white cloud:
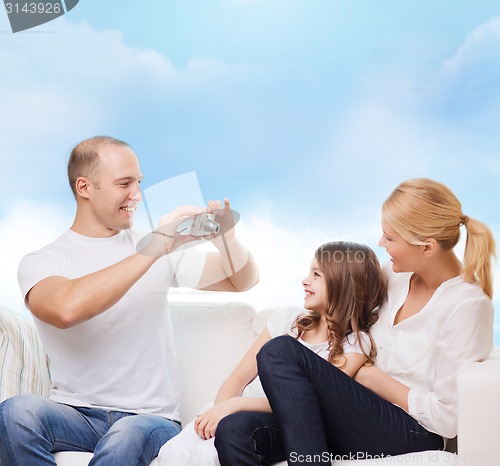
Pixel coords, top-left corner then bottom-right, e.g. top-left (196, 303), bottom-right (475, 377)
top-left (313, 15), bottom-right (500, 217)
top-left (428, 15), bottom-right (500, 124)
top-left (0, 201), bottom-right (72, 316)
top-left (233, 216), bottom-right (332, 309)
top-left (0, 17), bottom-right (257, 103)
top-left (183, 58), bottom-right (256, 89)
top-left (312, 80), bottom-right (437, 221)
top-left (0, 20), bottom-right (176, 86)
top-left (324, 96), bottom-right (432, 173)
top-left (438, 16), bottom-right (500, 79)
top-left (0, 16), bottom-right (258, 200)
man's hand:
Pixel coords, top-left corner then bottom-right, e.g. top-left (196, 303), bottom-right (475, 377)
top-left (147, 200), bottom-right (237, 256)
top-left (155, 205), bottom-right (206, 254)
top-left (139, 205), bottom-right (212, 256)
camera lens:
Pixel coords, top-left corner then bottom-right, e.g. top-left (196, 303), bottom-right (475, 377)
top-left (207, 221), bottom-right (220, 234)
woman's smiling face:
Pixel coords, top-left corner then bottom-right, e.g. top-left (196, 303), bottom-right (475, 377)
top-left (379, 220), bottom-right (423, 273)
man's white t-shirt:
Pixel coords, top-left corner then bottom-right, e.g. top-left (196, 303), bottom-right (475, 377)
top-left (18, 229), bottom-right (206, 422)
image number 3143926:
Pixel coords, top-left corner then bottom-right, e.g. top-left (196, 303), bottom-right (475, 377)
top-left (3, 0), bottom-right (79, 33)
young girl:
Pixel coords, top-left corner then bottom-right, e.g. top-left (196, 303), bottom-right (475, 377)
top-left (157, 241), bottom-right (387, 466)
top-left (216, 178), bottom-right (495, 466)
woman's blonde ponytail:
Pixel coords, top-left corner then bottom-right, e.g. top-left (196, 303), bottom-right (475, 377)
top-left (462, 217), bottom-right (496, 298)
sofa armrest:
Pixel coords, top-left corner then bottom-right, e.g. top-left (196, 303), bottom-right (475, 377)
top-left (457, 347), bottom-right (500, 466)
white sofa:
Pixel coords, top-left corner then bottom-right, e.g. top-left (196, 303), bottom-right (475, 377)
top-left (1, 302), bottom-right (499, 466)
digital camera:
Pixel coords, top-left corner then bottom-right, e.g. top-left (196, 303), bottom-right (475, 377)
top-left (190, 213), bottom-right (220, 236)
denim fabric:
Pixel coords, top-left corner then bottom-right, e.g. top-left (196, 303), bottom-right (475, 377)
top-left (215, 336), bottom-right (443, 466)
top-left (0, 394), bottom-right (181, 466)
top-left (216, 412), bottom-right (284, 466)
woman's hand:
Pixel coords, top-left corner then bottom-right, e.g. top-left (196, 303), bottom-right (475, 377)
top-left (353, 363), bottom-right (376, 389)
top-left (355, 364), bottom-right (410, 411)
top-left (194, 398), bottom-right (240, 440)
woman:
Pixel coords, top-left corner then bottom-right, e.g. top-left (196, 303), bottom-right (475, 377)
top-left (215, 178), bottom-right (495, 465)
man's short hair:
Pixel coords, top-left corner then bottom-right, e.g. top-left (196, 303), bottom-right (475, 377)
top-left (67, 136), bottom-right (129, 198)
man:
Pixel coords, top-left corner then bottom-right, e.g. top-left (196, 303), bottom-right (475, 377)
top-left (0, 136), bottom-right (259, 466)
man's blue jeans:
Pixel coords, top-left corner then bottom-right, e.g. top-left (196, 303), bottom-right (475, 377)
top-left (0, 394), bottom-right (181, 466)
top-left (215, 336), bottom-right (444, 466)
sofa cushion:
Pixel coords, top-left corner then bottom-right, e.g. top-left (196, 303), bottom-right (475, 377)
top-left (0, 308), bottom-right (51, 402)
top-left (170, 301), bottom-right (260, 424)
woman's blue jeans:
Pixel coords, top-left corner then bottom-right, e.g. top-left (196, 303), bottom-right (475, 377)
top-left (0, 394), bottom-right (181, 466)
top-left (215, 336), bottom-right (444, 466)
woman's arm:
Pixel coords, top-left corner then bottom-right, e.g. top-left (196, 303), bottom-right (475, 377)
top-left (354, 365), bottom-right (410, 411)
top-left (346, 329), bottom-right (410, 409)
top-left (355, 297), bottom-right (493, 436)
top-left (194, 327), bottom-right (273, 439)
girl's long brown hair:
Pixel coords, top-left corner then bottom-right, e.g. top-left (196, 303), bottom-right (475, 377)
top-left (295, 241), bottom-right (387, 366)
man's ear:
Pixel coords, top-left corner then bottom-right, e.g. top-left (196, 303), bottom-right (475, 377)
top-left (75, 177), bottom-right (91, 199)
top-left (422, 238), bottom-right (438, 256)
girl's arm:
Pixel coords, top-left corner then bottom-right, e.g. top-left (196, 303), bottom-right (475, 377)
top-left (338, 332), bottom-right (372, 377)
top-left (194, 327), bottom-right (273, 439)
top-left (340, 352), bottom-right (370, 378)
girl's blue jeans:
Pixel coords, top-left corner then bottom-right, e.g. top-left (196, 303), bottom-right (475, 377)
top-left (0, 394), bottom-right (181, 466)
top-left (215, 335), bottom-right (444, 466)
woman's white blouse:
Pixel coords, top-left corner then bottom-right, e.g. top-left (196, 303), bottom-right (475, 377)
top-left (370, 263), bottom-right (494, 438)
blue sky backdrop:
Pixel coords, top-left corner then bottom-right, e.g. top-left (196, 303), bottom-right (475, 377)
top-left (1, 0), bottom-right (499, 340)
